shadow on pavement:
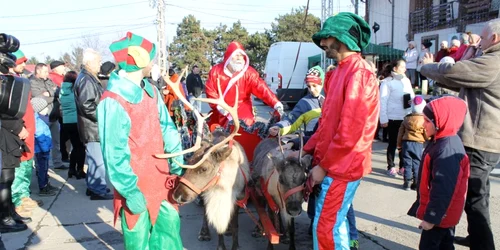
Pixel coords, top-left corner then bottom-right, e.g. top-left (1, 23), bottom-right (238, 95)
top-left (359, 230), bottom-right (416, 250)
top-left (356, 211), bottom-right (420, 234)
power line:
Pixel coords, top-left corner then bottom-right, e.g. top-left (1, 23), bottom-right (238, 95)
top-left (4, 20), bottom-right (156, 32)
top-left (22, 23), bottom-right (154, 45)
top-left (0, 0), bottom-right (148, 19)
top-left (166, 3), bottom-right (265, 23)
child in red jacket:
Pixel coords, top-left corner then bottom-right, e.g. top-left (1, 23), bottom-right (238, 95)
top-left (407, 96), bottom-right (470, 249)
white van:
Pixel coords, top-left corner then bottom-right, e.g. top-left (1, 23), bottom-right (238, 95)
top-left (264, 42), bottom-right (324, 106)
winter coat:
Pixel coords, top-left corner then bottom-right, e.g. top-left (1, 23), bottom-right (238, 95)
top-left (29, 76), bottom-right (57, 118)
top-left (186, 73), bottom-right (204, 97)
top-left (303, 53), bottom-right (380, 181)
top-left (452, 44), bottom-right (468, 61)
top-left (74, 68), bottom-right (103, 143)
top-left (379, 74), bottom-right (415, 124)
top-left (0, 114), bottom-right (26, 169)
top-left (205, 41), bottom-right (280, 127)
top-left (404, 48), bottom-right (418, 69)
top-left (163, 74), bottom-right (190, 117)
top-left (421, 42), bottom-right (500, 154)
top-left (59, 82), bottom-right (78, 124)
top-left (397, 113), bottom-right (428, 148)
top-left (435, 49), bottom-right (450, 63)
top-left (274, 93), bottom-right (323, 136)
top-left (408, 96), bottom-right (469, 228)
top-left (21, 92), bottom-right (35, 161)
top-left (34, 113), bottom-right (52, 153)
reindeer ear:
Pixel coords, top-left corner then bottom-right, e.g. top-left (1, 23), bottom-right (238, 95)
top-left (301, 154), bottom-right (313, 170)
top-left (212, 145), bottom-right (233, 162)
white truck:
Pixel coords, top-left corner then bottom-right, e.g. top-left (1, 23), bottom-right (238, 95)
top-left (263, 42), bottom-right (324, 107)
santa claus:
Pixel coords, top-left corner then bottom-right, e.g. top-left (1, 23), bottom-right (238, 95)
top-left (205, 41), bottom-right (283, 127)
top-left (205, 41), bottom-right (283, 161)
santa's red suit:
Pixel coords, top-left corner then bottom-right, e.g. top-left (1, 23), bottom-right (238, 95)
top-left (205, 41), bottom-right (282, 161)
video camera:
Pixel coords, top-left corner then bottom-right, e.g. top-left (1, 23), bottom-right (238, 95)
top-left (0, 33), bottom-right (30, 118)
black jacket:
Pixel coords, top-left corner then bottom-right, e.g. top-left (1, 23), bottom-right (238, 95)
top-left (186, 73), bottom-right (203, 97)
top-left (74, 68), bottom-right (103, 143)
top-left (0, 115), bottom-right (26, 169)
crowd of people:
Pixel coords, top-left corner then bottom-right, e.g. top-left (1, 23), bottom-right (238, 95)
top-left (0, 11), bottom-right (499, 250)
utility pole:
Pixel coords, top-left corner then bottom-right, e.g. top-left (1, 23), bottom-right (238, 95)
top-left (354, 0), bottom-right (359, 15)
top-left (151, 0), bottom-right (167, 74)
top-left (390, 0), bottom-right (395, 47)
top-left (321, 0), bottom-right (334, 68)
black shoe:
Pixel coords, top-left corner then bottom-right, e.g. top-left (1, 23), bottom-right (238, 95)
top-left (410, 182), bottom-right (417, 191)
top-left (39, 186), bottom-right (57, 196)
top-left (454, 236), bottom-right (470, 247)
top-left (86, 188), bottom-right (111, 196)
top-left (54, 164), bottom-right (69, 170)
top-left (12, 211), bottom-right (32, 224)
top-left (47, 183), bottom-right (59, 192)
top-left (76, 171), bottom-right (87, 180)
top-left (68, 170), bottom-right (76, 178)
top-left (403, 180), bottom-right (411, 191)
top-left (0, 217), bottom-right (28, 233)
top-left (90, 193), bottom-right (113, 200)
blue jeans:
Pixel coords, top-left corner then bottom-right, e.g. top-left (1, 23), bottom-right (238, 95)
top-left (402, 141), bottom-right (423, 181)
top-left (35, 152), bottom-right (50, 189)
top-left (85, 142), bottom-right (108, 195)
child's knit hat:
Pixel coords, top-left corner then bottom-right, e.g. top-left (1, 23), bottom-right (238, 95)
top-left (412, 95), bottom-right (426, 114)
top-left (305, 66), bottom-right (325, 85)
top-left (31, 97), bottom-right (48, 113)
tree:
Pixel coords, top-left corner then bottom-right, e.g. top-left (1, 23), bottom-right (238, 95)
top-left (246, 31), bottom-right (272, 74)
top-left (27, 56), bottom-right (39, 65)
top-left (269, 7), bottom-right (321, 43)
top-left (204, 24), bottom-right (227, 66)
top-left (221, 21), bottom-right (249, 50)
top-left (168, 15), bottom-right (211, 74)
top-left (44, 55), bottom-right (55, 64)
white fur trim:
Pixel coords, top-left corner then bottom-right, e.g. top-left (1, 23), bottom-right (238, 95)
top-left (222, 49), bottom-right (249, 97)
top-left (274, 102), bottom-right (283, 110)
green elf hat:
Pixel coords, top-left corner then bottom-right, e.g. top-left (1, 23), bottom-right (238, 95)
top-left (305, 66), bottom-right (325, 86)
top-left (312, 12), bottom-right (371, 52)
top-left (109, 32), bottom-right (156, 73)
top-left (12, 50), bottom-right (27, 65)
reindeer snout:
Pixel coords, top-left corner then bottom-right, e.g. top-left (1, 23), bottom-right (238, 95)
top-left (286, 201), bottom-right (303, 217)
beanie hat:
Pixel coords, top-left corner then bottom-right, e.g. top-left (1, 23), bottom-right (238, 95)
top-left (12, 50), bottom-right (27, 65)
top-left (50, 60), bottom-right (65, 70)
top-left (100, 61), bottom-right (116, 76)
top-left (312, 12), bottom-right (371, 52)
top-left (109, 32), bottom-right (156, 73)
top-left (31, 97), bottom-right (48, 113)
top-left (305, 66), bottom-right (325, 85)
top-left (423, 41), bottom-right (433, 49)
top-left (412, 95), bottom-right (426, 114)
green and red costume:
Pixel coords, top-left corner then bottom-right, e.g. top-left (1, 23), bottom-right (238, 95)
top-left (98, 32), bottom-right (184, 249)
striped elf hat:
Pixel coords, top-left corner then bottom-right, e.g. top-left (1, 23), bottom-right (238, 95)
top-left (12, 50), bottom-right (27, 65)
top-left (109, 32), bottom-right (156, 73)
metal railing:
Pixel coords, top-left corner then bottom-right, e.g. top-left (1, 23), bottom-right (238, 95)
top-left (410, 1), bottom-right (456, 34)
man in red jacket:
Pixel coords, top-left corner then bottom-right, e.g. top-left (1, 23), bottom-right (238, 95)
top-left (205, 41), bottom-right (283, 160)
top-left (295, 13), bottom-right (379, 250)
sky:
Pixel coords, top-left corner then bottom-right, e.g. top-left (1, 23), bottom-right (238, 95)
top-left (1, 0), bottom-right (363, 61)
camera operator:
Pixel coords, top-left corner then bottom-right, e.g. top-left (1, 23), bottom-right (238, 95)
top-left (0, 33), bottom-right (31, 235)
top-left (29, 64), bottom-right (65, 170)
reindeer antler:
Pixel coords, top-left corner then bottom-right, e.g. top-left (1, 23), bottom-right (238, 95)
top-left (159, 78), bottom-right (241, 169)
top-left (155, 66), bottom-right (208, 159)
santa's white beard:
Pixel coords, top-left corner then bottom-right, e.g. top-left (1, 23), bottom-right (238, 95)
top-left (229, 61), bottom-right (245, 72)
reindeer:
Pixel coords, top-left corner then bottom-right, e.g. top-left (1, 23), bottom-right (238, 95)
top-left (252, 135), bottom-right (312, 250)
top-left (157, 74), bottom-right (249, 250)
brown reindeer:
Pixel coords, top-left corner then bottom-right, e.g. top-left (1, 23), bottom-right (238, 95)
top-left (157, 75), bottom-right (248, 250)
top-left (252, 136), bottom-right (312, 250)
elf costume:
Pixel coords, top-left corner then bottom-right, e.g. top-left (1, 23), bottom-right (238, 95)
top-left (97, 32), bottom-right (184, 250)
top-left (306, 13), bottom-right (379, 250)
top-left (205, 41), bottom-right (283, 161)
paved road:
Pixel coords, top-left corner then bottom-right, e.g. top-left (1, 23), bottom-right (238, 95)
top-left (3, 103), bottom-right (500, 250)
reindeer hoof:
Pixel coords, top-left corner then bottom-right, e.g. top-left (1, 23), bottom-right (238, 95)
top-left (224, 230), bottom-right (232, 237)
top-left (198, 233), bottom-right (211, 241)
